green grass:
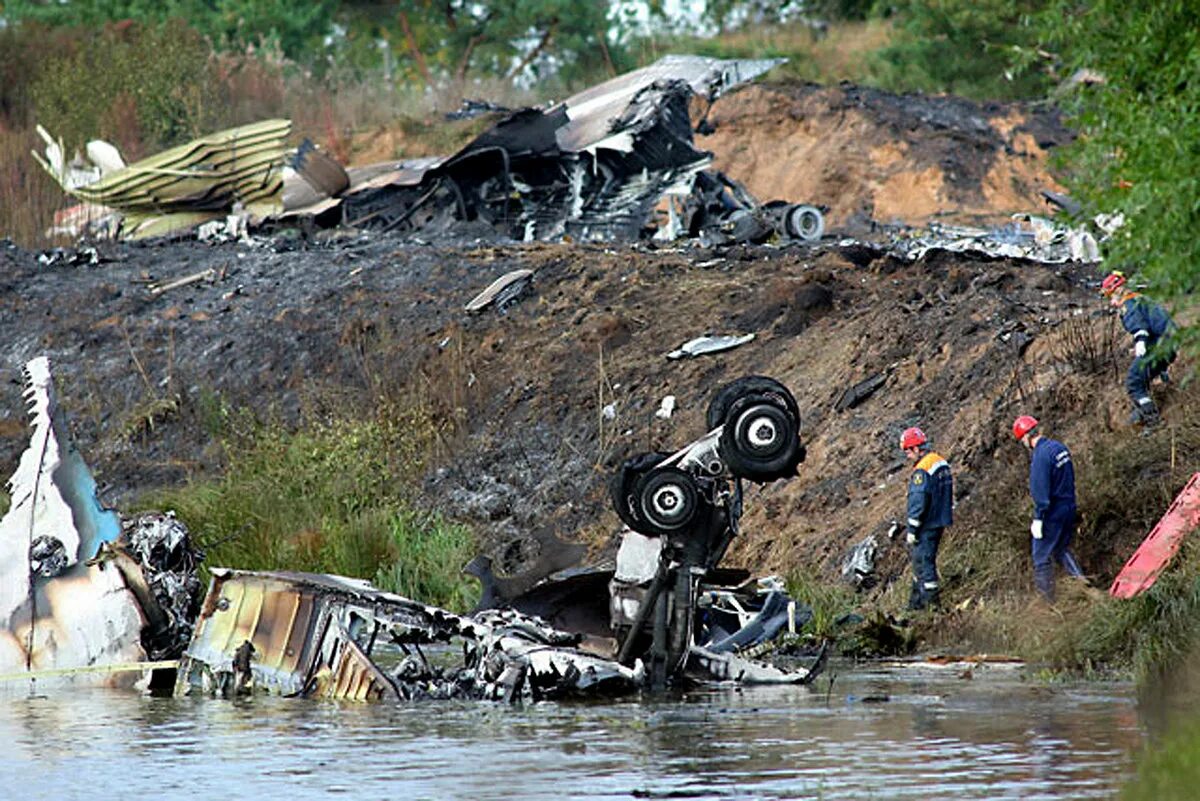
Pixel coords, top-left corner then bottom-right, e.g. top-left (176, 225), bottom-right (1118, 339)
top-left (787, 571), bottom-right (858, 639)
top-left (138, 403), bottom-right (479, 612)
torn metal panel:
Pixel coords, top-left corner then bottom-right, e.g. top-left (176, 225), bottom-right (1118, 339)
top-left (465, 269), bottom-right (535, 313)
top-left (667, 333), bottom-right (755, 360)
top-left (841, 535), bottom-right (879, 589)
top-left (835, 372), bottom-right (888, 412)
top-left (35, 120), bottom-right (291, 240)
top-left (177, 569), bottom-right (642, 701)
top-left (690, 644), bottom-right (823, 684)
top-left (556, 55), bottom-right (785, 152)
top-left (854, 214), bottom-right (1106, 265)
top-left (0, 358), bottom-right (141, 684)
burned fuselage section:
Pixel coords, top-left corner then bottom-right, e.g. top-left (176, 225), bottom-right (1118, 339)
top-left (0, 358), bottom-right (202, 687)
top-left (176, 569), bottom-right (643, 702)
top-left (339, 56), bottom-right (811, 244)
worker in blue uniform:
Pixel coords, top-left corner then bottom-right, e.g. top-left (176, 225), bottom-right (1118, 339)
top-left (1100, 271), bottom-right (1178, 426)
top-left (1013, 416), bottom-right (1085, 601)
top-left (900, 426), bottom-right (953, 610)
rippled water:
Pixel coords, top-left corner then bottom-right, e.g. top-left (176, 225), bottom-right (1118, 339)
top-left (0, 660), bottom-right (1140, 800)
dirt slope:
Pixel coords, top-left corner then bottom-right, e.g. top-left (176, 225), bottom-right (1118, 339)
top-left (1, 230), bottom-right (1173, 602)
top-left (700, 83), bottom-right (1070, 228)
top-left (0, 81), bottom-right (1175, 608)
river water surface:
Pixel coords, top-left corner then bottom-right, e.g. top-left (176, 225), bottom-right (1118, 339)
top-left (0, 660), bottom-right (1140, 800)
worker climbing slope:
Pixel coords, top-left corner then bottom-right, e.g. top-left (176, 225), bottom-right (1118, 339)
top-left (900, 427), bottom-right (953, 610)
top-left (1013, 415), bottom-right (1085, 601)
top-left (1100, 270), bottom-right (1179, 426)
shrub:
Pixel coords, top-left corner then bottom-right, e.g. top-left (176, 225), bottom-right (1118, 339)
top-left (30, 20), bottom-right (219, 158)
top-left (139, 402), bottom-right (479, 612)
top-left (1035, 0), bottom-right (1200, 346)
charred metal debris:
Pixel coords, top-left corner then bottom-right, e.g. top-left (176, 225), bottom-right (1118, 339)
top-left (37, 56), bottom-right (829, 246)
top-left (2, 361), bottom-right (824, 699)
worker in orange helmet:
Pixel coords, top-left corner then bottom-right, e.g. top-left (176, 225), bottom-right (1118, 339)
top-left (900, 426), bottom-right (953, 610)
top-left (1013, 415), bottom-right (1085, 601)
top-left (1100, 270), bottom-right (1178, 426)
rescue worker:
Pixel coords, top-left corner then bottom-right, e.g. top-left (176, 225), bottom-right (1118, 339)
top-left (1012, 415), bottom-right (1085, 601)
top-left (900, 427), bottom-right (953, 610)
top-left (1100, 271), bottom-right (1178, 426)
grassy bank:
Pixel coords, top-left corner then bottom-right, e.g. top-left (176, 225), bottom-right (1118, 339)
top-left (137, 397), bottom-right (479, 612)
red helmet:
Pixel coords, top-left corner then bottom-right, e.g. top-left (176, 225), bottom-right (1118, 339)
top-left (900, 427), bottom-right (927, 450)
top-left (1012, 415), bottom-right (1039, 440)
top-left (1100, 271), bottom-right (1126, 296)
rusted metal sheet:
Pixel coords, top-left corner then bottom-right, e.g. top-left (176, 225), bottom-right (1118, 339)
top-left (177, 569), bottom-right (643, 702)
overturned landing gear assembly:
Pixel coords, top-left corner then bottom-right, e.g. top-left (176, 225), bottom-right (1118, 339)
top-left (609, 376), bottom-right (816, 688)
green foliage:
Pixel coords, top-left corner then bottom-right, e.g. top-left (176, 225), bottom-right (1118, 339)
top-left (139, 406), bottom-right (479, 612)
top-left (1121, 714), bottom-right (1200, 801)
top-left (386, 0), bottom-right (614, 87)
top-left (1065, 545), bottom-right (1200, 682)
top-left (30, 20), bottom-right (219, 156)
top-left (0, 489), bottom-right (9, 517)
top-left (1035, 0), bottom-right (1200, 325)
top-left (873, 0), bottom-right (1052, 100)
top-left (374, 510), bottom-right (479, 612)
top-left (4, 0), bottom-right (336, 59)
top-left (787, 571), bottom-right (857, 638)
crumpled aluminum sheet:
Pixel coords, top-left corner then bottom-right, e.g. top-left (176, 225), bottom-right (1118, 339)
top-left (846, 215), bottom-right (1105, 265)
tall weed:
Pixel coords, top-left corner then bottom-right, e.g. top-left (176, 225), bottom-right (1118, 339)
top-left (787, 570), bottom-right (857, 638)
top-left (139, 404), bottom-right (479, 612)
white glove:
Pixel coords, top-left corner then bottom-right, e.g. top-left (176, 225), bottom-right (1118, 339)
top-left (1031, 520), bottom-right (1043, 540)
top-left (906, 531), bottom-right (917, 545)
top-left (1135, 341), bottom-right (1147, 358)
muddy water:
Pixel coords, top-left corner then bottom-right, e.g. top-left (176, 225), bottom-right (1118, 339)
top-left (0, 661), bottom-right (1139, 800)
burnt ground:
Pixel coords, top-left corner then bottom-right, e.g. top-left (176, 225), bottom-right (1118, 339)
top-left (0, 81), bottom-right (1184, 610)
top-left (0, 231), bottom-right (1175, 591)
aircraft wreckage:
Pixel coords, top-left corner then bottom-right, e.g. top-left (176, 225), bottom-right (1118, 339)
top-left (1, 358), bottom-right (824, 699)
top-left (37, 55), bottom-right (826, 246)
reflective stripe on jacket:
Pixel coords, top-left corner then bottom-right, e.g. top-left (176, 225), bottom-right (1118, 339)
top-left (907, 451), bottom-right (953, 532)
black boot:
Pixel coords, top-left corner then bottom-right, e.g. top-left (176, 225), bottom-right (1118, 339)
top-left (1131, 399), bottom-right (1161, 427)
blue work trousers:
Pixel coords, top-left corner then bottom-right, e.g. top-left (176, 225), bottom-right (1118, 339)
top-left (1126, 351), bottom-right (1175, 401)
top-left (1032, 508), bottom-right (1084, 601)
top-left (908, 527), bottom-right (942, 609)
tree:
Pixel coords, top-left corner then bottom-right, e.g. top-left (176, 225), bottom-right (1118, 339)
top-left (1036, 0), bottom-right (1199, 341)
top-left (873, 0), bottom-right (1052, 100)
top-left (3, 0), bottom-right (337, 59)
top-left (387, 0), bottom-right (614, 91)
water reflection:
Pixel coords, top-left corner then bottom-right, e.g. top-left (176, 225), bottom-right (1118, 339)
top-left (0, 663), bottom-right (1139, 801)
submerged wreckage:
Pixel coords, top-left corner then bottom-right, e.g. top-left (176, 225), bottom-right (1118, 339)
top-left (38, 56), bottom-right (825, 245)
top-left (1, 359), bottom-right (823, 699)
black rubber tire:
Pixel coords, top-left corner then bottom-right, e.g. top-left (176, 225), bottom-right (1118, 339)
top-left (719, 397), bottom-right (802, 482)
top-left (634, 467), bottom-right (701, 537)
top-left (705, 375), bottom-right (800, 433)
top-left (609, 452), bottom-right (670, 532)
